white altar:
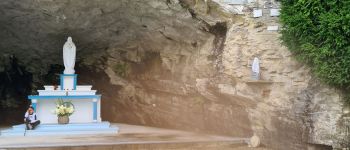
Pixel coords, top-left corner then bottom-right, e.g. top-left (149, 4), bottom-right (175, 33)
top-left (29, 37), bottom-right (101, 124)
top-left (28, 77), bottom-right (102, 124)
top-left (1, 37), bottom-right (118, 136)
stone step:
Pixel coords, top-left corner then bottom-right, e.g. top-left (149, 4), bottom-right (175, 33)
top-left (25, 127), bottom-right (118, 136)
top-left (0, 130), bottom-right (25, 136)
top-left (1, 122), bottom-right (118, 137)
top-left (17, 122), bottom-right (110, 131)
top-left (6, 142), bottom-right (263, 150)
top-left (0, 123), bottom-right (254, 150)
top-left (12, 121), bottom-right (111, 129)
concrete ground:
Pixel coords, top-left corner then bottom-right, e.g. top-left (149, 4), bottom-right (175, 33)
top-left (0, 123), bottom-right (268, 150)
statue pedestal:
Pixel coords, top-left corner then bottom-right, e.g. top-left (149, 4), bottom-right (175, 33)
top-left (60, 74), bottom-right (77, 90)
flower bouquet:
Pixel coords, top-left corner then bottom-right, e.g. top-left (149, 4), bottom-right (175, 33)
top-left (53, 99), bottom-right (75, 124)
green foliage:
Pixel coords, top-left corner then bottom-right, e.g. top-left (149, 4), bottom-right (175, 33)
top-left (113, 62), bottom-right (129, 77)
top-left (280, 0), bottom-right (350, 89)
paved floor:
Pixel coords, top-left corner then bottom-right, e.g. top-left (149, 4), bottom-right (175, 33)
top-left (0, 123), bottom-right (253, 149)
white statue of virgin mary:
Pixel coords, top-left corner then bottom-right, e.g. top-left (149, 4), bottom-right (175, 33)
top-left (63, 37), bottom-right (76, 74)
top-left (251, 57), bottom-right (260, 80)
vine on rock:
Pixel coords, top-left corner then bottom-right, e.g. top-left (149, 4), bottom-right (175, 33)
top-left (280, 0), bottom-right (350, 104)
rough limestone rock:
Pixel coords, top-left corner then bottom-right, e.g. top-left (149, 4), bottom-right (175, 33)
top-left (0, 0), bottom-right (346, 149)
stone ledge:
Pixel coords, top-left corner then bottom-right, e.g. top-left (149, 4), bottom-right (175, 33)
top-left (244, 80), bottom-right (283, 84)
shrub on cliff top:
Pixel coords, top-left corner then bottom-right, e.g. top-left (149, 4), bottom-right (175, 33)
top-left (280, 0), bottom-right (350, 90)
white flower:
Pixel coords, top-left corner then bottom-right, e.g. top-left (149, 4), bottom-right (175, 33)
top-left (68, 107), bottom-right (74, 114)
top-left (58, 107), bottom-right (65, 115)
top-left (52, 100), bottom-right (75, 116)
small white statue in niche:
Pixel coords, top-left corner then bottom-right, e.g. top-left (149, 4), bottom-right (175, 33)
top-left (251, 57), bottom-right (260, 80)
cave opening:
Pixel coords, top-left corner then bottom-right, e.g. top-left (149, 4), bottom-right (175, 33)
top-left (0, 1), bottom-right (346, 149)
top-left (43, 64), bottom-right (65, 86)
top-left (0, 55), bottom-right (32, 125)
top-left (0, 0), bottom-right (252, 140)
top-left (0, 59), bottom-right (71, 125)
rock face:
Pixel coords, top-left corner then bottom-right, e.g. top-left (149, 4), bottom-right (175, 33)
top-left (0, 0), bottom-right (346, 149)
top-left (221, 8), bottom-right (343, 149)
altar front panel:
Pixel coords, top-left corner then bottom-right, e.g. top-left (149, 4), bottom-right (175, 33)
top-left (36, 99), bottom-right (94, 124)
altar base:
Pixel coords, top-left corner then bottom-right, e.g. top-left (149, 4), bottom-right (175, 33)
top-left (0, 121), bottom-right (118, 136)
top-left (0, 123), bottom-right (249, 150)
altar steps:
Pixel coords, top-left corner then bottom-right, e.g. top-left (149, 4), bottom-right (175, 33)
top-left (5, 142), bottom-right (261, 150)
top-left (0, 123), bottom-right (253, 150)
top-left (0, 121), bottom-right (118, 136)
